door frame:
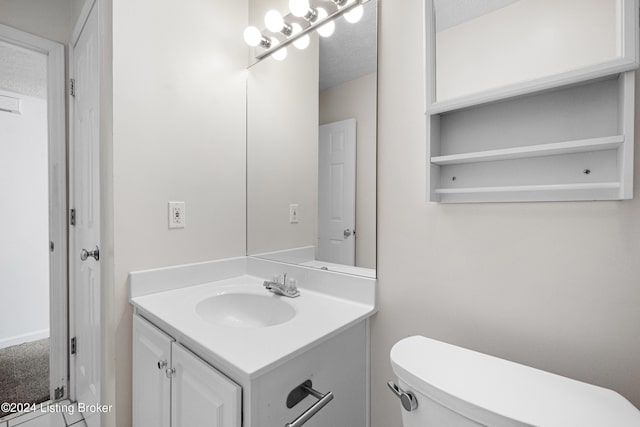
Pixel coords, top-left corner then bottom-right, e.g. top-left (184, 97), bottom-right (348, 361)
top-left (0, 24), bottom-right (68, 400)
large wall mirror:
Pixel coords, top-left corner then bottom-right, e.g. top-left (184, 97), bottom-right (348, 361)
top-left (246, 0), bottom-right (377, 278)
top-left (428, 0), bottom-right (639, 106)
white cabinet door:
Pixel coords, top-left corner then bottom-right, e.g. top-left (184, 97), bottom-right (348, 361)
top-left (133, 315), bottom-right (173, 427)
top-left (171, 343), bottom-right (241, 427)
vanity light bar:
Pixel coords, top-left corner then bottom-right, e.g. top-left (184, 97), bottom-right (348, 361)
top-left (247, 0), bottom-right (369, 61)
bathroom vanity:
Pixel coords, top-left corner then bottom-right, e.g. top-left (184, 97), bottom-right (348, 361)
top-left (129, 257), bottom-right (376, 427)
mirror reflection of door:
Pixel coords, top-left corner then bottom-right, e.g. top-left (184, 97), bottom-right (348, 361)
top-left (0, 38), bottom-right (50, 418)
top-left (318, 119), bottom-right (357, 266)
top-left (317, 2), bottom-right (377, 273)
top-left (246, 0), bottom-right (377, 278)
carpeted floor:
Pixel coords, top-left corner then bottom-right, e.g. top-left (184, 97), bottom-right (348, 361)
top-left (0, 338), bottom-right (50, 419)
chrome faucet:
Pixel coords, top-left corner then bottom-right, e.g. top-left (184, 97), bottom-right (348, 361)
top-left (263, 273), bottom-right (300, 298)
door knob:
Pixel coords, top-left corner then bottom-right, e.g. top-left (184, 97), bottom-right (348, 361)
top-left (343, 229), bottom-right (352, 238)
top-left (80, 246), bottom-right (100, 261)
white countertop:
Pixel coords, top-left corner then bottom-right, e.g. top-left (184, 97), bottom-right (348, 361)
top-left (130, 274), bottom-right (375, 379)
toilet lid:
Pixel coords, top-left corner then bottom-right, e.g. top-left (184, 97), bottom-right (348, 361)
top-left (390, 336), bottom-right (640, 427)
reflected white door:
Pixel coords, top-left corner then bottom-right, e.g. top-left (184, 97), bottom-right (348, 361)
top-left (318, 119), bottom-right (356, 265)
top-left (71, 3), bottom-right (101, 427)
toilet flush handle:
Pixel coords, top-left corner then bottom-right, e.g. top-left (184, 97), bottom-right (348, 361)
top-left (387, 381), bottom-right (418, 412)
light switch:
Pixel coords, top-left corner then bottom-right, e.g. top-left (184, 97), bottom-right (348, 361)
top-left (289, 204), bottom-right (299, 224)
top-left (169, 202), bottom-right (186, 229)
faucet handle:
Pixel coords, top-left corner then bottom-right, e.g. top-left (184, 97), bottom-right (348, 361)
top-left (286, 278), bottom-right (297, 292)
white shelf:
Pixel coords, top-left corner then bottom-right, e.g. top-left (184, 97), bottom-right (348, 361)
top-left (435, 182), bottom-right (621, 195)
top-left (426, 62), bottom-right (638, 115)
top-left (427, 71), bottom-right (635, 203)
top-left (431, 136), bottom-right (624, 166)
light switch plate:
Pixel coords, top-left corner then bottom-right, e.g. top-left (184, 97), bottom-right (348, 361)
top-left (168, 202), bottom-right (186, 229)
top-left (289, 204), bottom-right (299, 223)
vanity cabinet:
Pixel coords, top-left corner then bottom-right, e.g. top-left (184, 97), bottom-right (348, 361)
top-left (133, 314), bottom-right (241, 427)
top-left (132, 312), bottom-right (368, 427)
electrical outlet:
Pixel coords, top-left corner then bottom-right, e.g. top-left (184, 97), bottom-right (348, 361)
top-left (168, 202), bottom-right (186, 229)
top-left (289, 204), bottom-right (299, 223)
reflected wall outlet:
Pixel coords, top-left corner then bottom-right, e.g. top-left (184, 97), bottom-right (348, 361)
top-left (289, 204), bottom-right (299, 223)
top-left (169, 201), bottom-right (186, 229)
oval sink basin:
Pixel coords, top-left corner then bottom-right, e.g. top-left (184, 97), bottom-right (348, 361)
top-left (195, 293), bottom-right (296, 328)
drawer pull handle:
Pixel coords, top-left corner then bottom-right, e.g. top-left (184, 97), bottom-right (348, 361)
top-left (285, 381), bottom-right (334, 427)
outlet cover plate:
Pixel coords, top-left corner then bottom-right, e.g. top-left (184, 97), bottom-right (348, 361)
top-left (169, 201), bottom-right (186, 229)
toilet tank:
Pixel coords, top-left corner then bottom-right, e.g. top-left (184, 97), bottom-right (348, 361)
top-left (390, 336), bottom-right (640, 427)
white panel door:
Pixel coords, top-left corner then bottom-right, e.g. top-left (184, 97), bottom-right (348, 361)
top-left (171, 343), bottom-right (241, 427)
top-left (318, 119), bottom-right (357, 265)
top-left (132, 315), bottom-right (173, 427)
top-left (71, 3), bottom-right (101, 427)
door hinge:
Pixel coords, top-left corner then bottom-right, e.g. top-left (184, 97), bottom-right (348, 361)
top-left (70, 208), bottom-right (76, 226)
top-left (54, 386), bottom-right (64, 400)
top-left (50, 241), bottom-right (54, 252)
top-left (71, 337), bottom-right (77, 355)
top-left (70, 78), bottom-right (76, 97)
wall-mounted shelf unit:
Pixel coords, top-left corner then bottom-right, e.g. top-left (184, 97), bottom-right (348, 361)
top-left (427, 72), bottom-right (636, 203)
top-left (424, 0), bottom-right (639, 203)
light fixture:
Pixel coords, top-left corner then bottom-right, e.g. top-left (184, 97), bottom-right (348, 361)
top-left (270, 38), bottom-right (288, 61)
top-left (265, 9), bottom-right (293, 36)
top-left (243, 26), bottom-right (271, 48)
top-left (244, 0), bottom-right (367, 61)
top-left (316, 8), bottom-right (335, 38)
top-left (289, 0), bottom-right (310, 17)
top-left (344, 4), bottom-right (364, 23)
top-left (290, 23), bottom-right (310, 50)
top-left (289, 0), bottom-right (319, 22)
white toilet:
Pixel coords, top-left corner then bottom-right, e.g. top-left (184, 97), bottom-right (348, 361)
top-left (390, 336), bottom-right (640, 426)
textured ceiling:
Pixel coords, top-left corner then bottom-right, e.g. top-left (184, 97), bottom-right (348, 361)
top-left (319, 0), bottom-right (377, 92)
top-left (0, 41), bottom-right (47, 99)
top-left (434, 0), bottom-right (521, 32)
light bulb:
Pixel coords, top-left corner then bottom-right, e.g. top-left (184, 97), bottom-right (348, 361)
top-left (270, 37), bottom-right (288, 61)
top-left (243, 26), bottom-right (263, 47)
top-left (290, 23), bottom-right (310, 50)
top-left (316, 8), bottom-right (335, 37)
top-left (344, 4), bottom-right (363, 23)
top-left (265, 10), bottom-right (284, 33)
top-left (289, 0), bottom-right (310, 17)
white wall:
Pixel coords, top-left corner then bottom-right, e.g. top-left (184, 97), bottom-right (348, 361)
top-left (247, 38), bottom-right (319, 255)
top-left (436, 0), bottom-right (618, 100)
top-left (372, 2), bottom-right (640, 426)
top-left (0, 90), bottom-right (49, 348)
top-left (0, 0), bottom-right (80, 44)
top-left (320, 73), bottom-right (377, 269)
top-left (111, 0), bottom-right (247, 425)
top-left (246, 0), bottom-right (319, 255)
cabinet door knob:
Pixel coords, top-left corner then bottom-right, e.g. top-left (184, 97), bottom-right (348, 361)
top-left (165, 367), bottom-right (176, 378)
top-left (157, 360), bottom-right (168, 370)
